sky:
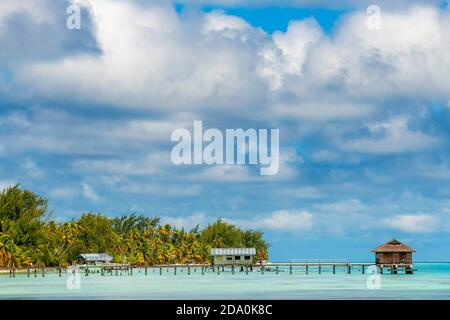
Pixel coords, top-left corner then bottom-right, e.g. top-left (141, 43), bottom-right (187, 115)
top-left (1, 0), bottom-right (450, 262)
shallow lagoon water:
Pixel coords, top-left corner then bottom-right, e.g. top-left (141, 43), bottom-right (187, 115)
top-left (1, 263), bottom-right (449, 300)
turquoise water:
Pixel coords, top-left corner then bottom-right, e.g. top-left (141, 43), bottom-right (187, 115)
top-left (1, 263), bottom-right (449, 300)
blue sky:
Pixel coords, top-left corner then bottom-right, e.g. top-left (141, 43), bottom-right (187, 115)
top-left (178, 5), bottom-right (347, 34)
top-left (1, 0), bottom-right (450, 262)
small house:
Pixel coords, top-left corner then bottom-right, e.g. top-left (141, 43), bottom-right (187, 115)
top-left (76, 253), bottom-right (113, 265)
top-left (211, 248), bottom-right (256, 266)
top-left (372, 239), bottom-right (415, 266)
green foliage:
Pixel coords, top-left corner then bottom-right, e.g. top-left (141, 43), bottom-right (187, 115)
top-left (201, 219), bottom-right (270, 260)
top-left (69, 213), bottom-right (120, 259)
top-left (0, 184), bottom-right (47, 248)
top-left (113, 213), bottom-right (160, 235)
top-left (0, 186), bottom-right (270, 268)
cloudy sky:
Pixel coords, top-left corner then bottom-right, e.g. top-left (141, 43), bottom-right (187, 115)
top-left (1, 0), bottom-right (450, 261)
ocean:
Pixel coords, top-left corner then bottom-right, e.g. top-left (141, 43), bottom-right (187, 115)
top-left (1, 263), bottom-right (449, 300)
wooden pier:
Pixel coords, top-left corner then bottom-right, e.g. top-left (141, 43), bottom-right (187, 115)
top-left (377, 264), bottom-right (414, 274)
top-left (4, 261), bottom-right (415, 278)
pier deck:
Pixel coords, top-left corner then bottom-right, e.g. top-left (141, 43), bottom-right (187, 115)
top-left (5, 261), bottom-right (414, 278)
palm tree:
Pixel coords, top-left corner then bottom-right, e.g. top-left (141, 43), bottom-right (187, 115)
top-left (0, 234), bottom-right (31, 268)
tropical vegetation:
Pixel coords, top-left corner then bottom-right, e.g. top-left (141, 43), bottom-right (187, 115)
top-left (0, 185), bottom-right (269, 268)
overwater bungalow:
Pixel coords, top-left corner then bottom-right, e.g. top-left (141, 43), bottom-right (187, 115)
top-left (76, 253), bottom-right (113, 265)
top-left (211, 248), bottom-right (256, 266)
top-left (372, 239), bottom-right (415, 274)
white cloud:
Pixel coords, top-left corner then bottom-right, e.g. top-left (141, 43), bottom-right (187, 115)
top-left (273, 102), bottom-right (375, 122)
top-left (160, 213), bottom-right (210, 230)
top-left (21, 158), bottom-right (46, 179)
top-left (192, 149), bottom-right (299, 182)
top-left (204, 10), bottom-right (251, 33)
top-left (49, 187), bottom-right (79, 200)
top-left (311, 150), bottom-right (341, 163)
top-left (266, 6), bottom-right (450, 122)
top-left (5, 2), bottom-right (450, 130)
top-left (314, 198), bottom-right (366, 214)
top-left (178, 0), bottom-right (442, 9)
top-left (277, 186), bottom-right (322, 199)
top-left (195, 165), bottom-right (255, 182)
top-left (410, 160), bottom-right (450, 180)
top-left (11, 1), bottom-right (266, 113)
top-left (341, 118), bottom-right (438, 154)
top-left (261, 18), bottom-right (324, 90)
top-left (119, 183), bottom-right (202, 197)
top-left (73, 157), bottom-right (161, 176)
top-left (1, 0), bottom-right (450, 244)
top-left (82, 182), bottom-right (101, 202)
top-left (0, 180), bottom-right (15, 191)
top-left (0, 0), bottom-right (55, 25)
top-left (383, 214), bottom-right (440, 233)
top-left (0, 107), bottom-right (189, 157)
top-left (232, 210), bottom-right (313, 232)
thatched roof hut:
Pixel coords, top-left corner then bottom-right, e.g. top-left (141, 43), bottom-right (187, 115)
top-left (372, 239), bottom-right (415, 266)
top-left (372, 239), bottom-right (416, 253)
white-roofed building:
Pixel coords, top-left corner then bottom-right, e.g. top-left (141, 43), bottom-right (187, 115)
top-left (210, 248), bottom-right (256, 265)
top-left (76, 253), bottom-right (113, 265)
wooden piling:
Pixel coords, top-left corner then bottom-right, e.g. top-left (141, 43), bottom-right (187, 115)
top-left (27, 268), bottom-right (30, 277)
top-left (34, 262), bottom-right (378, 280)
